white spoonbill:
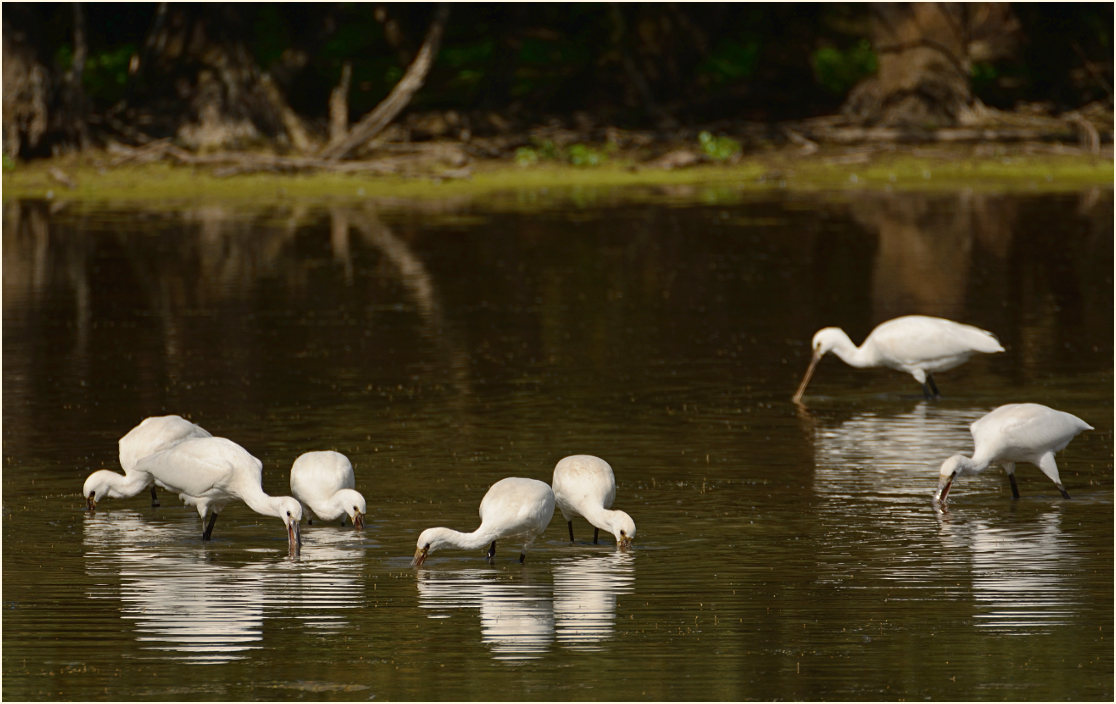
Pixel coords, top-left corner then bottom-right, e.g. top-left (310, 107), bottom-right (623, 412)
top-left (289, 450), bottom-right (366, 529)
top-left (792, 315), bottom-right (1004, 402)
top-left (133, 436), bottom-right (302, 553)
top-left (83, 414), bottom-right (212, 510)
top-left (552, 455), bottom-right (635, 549)
top-left (412, 477), bottom-right (555, 566)
top-left (936, 403), bottom-right (1092, 503)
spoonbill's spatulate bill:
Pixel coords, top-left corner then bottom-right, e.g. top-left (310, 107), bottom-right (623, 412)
top-left (936, 403), bottom-right (1092, 503)
top-left (412, 477), bottom-right (555, 566)
top-left (133, 436), bottom-right (302, 554)
top-left (289, 450), bottom-right (366, 528)
top-left (83, 414), bottom-right (212, 510)
top-left (552, 455), bottom-right (635, 548)
top-left (792, 315), bottom-right (1004, 403)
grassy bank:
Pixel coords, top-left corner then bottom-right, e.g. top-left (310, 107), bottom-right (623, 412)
top-left (2, 146), bottom-right (1112, 205)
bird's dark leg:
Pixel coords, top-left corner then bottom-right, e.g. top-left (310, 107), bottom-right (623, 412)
top-left (926, 374), bottom-right (941, 399)
top-left (567, 520), bottom-right (575, 543)
top-left (487, 541), bottom-right (496, 560)
top-left (202, 512), bottom-right (218, 541)
top-left (1008, 473), bottom-right (1021, 499)
top-left (1057, 485), bottom-right (1071, 499)
top-left (519, 552), bottom-right (526, 564)
top-left (593, 527), bottom-right (600, 545)
top-left (149, 487), bottom-right (160, 507)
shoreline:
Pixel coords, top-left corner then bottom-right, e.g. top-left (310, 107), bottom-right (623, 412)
top-left (3, 143), bottom-right (1112, 205)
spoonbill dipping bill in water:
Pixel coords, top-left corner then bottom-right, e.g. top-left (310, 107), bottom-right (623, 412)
top-left (792, 315), bottom-right (1004, 403)
top-left (551, 455), bottom-right (635, 549)
top-left (83, 414), bottom-right (212, 511)
top-left (289, 450), bottom-right (366, 529)
top-left (412, 477), bottom-right (555, 566)
top-left (133, 436), bottom-right (303, 554)
top-left (936, 403), bottom-right (1093, 504)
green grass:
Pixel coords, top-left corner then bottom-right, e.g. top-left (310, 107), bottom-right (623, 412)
top-left (2, 149), bottom-right (1111, 206)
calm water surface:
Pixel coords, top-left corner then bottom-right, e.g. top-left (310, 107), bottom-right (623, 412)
top-left (3, 187), bottom-right (1112, 700)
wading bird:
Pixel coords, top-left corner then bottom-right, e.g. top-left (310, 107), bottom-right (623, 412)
top-left (290, 450), bottom-right (366, 529)
top-left (412, 477), bottom-right (555, 566)
top-left (936, 403), bottom-right (1092, 503)
top-left (552, 455), bottom-right (635, 548)
top-left (133, 436), bottom-right (302, 553)
top-left (792, 315), bottom-right (1004, 402)
top-left (83, 414), bottom-right (212, 511)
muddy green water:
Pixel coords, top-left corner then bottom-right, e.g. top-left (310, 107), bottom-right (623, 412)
top-left (3, 187), bottom-right (1112, 701)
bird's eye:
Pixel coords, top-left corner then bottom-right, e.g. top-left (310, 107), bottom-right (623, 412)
top-left (620, 530), bottom-right (626, 537)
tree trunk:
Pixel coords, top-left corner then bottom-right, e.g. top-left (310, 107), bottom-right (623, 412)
top-left (319, 3), bottom-right (450, 161)
top-left (132, 4), bottom-right (308, 151)
top-left (843, 2), bottom-right (1021, 128)
top-left (2, 20), bottom-right (51, 158)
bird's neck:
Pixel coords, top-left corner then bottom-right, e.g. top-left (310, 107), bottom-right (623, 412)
top-left (108, 470), bottom-right (150, 498)
top-left (239, 487), bottom-right (285, 519)
top-left (582, 506), bottom-right (624, 541)
top-left (955, 455), bottom-right (989, 475)
top-left (829, 331), bottom-right (877, 368)
top-left (430, 526), bottom-right (497, 552)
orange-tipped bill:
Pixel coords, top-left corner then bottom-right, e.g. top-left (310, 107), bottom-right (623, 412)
top-left (792, 352), bottom-right (821, 404)
top-left (353, 511), bottom-right (365, 530)
top-left (411, 545), bottom-right (428, 568)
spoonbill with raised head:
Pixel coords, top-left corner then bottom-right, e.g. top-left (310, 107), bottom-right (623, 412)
top-left (133, 436), bottom-right (302, 554)
top-left (936, 403), bottom-right (1092, 503)
top-left (552, 455), bottom-right (635, 549)
top-left (412, 477), bottom-right (555, 566)
top-left (83, 414), bottom-right (212, 511)
top-left (792, 315), bottom-right (1004, 402)
top-left (290, 450), bottom-right (366, 529)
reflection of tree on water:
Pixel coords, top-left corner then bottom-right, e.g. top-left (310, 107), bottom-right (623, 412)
top-left (82, 510), bottom-right (363, 664)
top-left (1, 200), bottom-right (470, 451)
top-left (848, 191), bottom-right (1018, 321)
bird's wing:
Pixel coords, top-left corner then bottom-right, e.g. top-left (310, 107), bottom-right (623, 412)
top-left (291, 452), bottom-right (354, 502)
top-left (553, 459), bottom-right (616, 510)
top-left (119, 416), bottom-right (211, 472)
top-left (869, 317), bottom-right (1001, 367)
top-left (972, 404), bottom-right (1087, 457)
top-left (134, 437), bottom-right (260, 498)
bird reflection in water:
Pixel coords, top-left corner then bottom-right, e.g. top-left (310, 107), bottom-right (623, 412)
top-left (83, 511), bottom-right (363, 664)
top-left (809, 402), bottom-right (985, 506)
top-left (417, 569), bottom-right (554, 661)
top-left (417, 552), bottom-right (635, 660)
top-left (936, 509), bottom-right (1081, 633)
top-left (553, 551), bottom-right (635, 650)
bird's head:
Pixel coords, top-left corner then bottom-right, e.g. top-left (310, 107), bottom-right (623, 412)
top-left (811, 327), bottom-right (848, 358)
top-left (935, 455), bottom-right (972, 503)
top-left (412, 527), bottom-right (453, 567)
top-left (82, 470), bottom-right (115, 511)
top-left (337, 489), bottom-right (367, 529)
top-left (611, 511), bottom-right (636, 550)
top-left (275, 497), bottom-right (303, 554)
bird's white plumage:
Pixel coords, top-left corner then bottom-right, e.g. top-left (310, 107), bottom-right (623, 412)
top-left (552, 455), bottom-right (635, 547)
top-left (289, 450), bottom-right (366, 527)
top-left (83, 414), bottom-right (212, 508)
top-left (133, 436), bottom-right (302, 551)
top-left (412, 477), bottom-right (555, 566)
top-left (794, 315), bottom-right (1003, 401)
top-left (936, 403), bottom-right (1092, 502)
